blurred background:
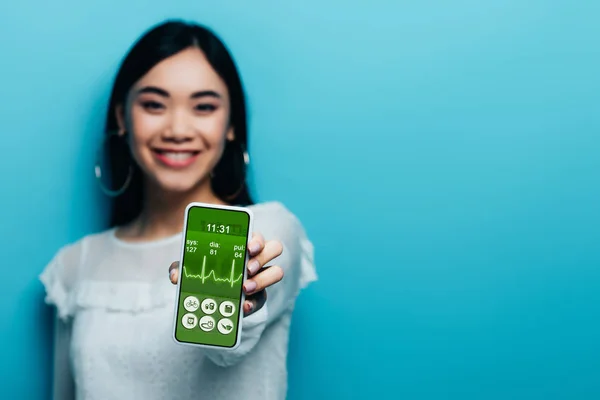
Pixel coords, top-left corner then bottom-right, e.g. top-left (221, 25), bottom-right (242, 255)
top-left (1, 0), bottom-right (599, 399)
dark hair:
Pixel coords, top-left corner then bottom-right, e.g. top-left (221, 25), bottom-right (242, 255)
top-left (103, 19), bottom-right (253, 227)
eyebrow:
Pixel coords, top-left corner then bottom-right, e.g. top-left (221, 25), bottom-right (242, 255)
top-left (136, 86), bottom-right (221, 99)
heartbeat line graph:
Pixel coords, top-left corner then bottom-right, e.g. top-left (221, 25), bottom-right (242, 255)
top-left (183, 255), bottom-right (243, 287)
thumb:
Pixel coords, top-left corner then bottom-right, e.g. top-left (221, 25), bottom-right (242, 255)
top-left (169, 261), bottom-right (180, 284)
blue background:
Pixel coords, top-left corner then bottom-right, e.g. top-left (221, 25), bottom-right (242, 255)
top-left (1, 1), bottom-right (599, 399)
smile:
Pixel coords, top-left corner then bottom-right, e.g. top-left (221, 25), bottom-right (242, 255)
top-left (152, 149), bottom-right (201, 168)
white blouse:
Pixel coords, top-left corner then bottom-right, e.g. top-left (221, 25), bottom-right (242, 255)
top-left (40, 201), bottom-right (317, 400)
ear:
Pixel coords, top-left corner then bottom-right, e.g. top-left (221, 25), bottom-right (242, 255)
top-left (226, 126), bottom-right (235, 142)
top-left (115, 104), bottom-right (126, 136)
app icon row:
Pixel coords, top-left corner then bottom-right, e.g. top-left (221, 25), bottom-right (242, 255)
top-left (184, 296), bottom-right (236, 317)
top-left (181, 313), bottom-right (234, 335)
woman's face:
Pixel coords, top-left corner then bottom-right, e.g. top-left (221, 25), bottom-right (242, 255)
top-left (116, 47), bottom-right (234, 194)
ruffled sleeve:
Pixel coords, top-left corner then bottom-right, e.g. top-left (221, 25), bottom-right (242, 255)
top-left (203, 203), bottom-right (317, 367)
top-left (39, 242), bottom-right (83, 400)
top-left (40, 234), bottom-right (178, 319)
top-left (39, 242), bottom-right (82, 321)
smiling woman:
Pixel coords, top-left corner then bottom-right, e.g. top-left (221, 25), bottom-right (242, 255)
top-left (102, 24), bottom-right (253, 228)
top-left (39, 19), bottom-right (317, 400)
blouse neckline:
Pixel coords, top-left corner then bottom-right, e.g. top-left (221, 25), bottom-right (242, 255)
top-left (109, 227), bottom-right (182, 249)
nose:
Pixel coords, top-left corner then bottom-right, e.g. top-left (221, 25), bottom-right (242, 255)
top-left (163, 109), bottom-right (193, 142)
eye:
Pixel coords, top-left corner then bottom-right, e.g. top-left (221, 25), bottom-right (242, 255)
top-left (194, 104), bottom-right (217, 113)
top-left (141, 100), bottom-right (165, 111)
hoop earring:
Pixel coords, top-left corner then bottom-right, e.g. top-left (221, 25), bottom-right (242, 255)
top-left (94, 131), bottom-right (133, 197)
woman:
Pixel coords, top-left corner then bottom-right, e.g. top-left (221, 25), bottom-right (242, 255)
top-left (40, 19), bottom-right (317, 400)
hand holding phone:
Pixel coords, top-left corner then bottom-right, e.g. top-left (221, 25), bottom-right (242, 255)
top-left (172, 202), bottom-right (253, 349)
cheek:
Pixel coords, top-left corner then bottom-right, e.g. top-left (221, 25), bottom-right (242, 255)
top-left (127, 109), bottom-right (163, 158)
top-left (130, 108), bottom-right (164, 140)
top-left (194, 114), bottom-right (229, 148)
top-left (205, 123), bottom-right (230, 169)
top-left (190, 113), bottom-right (230, 170)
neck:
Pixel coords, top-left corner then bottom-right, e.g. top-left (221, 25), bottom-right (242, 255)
top-left (120, 178), bottom-right (227, 241)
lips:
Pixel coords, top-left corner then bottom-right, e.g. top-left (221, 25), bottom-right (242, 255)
top-left (152, 149), bottom-right (201, 168)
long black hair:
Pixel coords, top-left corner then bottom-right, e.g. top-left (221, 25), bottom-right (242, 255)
top-left (103, 19), bottom-right (253, 227)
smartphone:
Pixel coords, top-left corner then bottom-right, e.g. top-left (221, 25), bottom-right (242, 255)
top-left (172, 202), bottom-right (253, 350)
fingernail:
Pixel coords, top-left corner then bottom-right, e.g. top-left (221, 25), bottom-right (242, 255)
top-left (244, 280), bottom-right (257, 293)
top-left (247, 260), bottom-right (259, 275)
top-left (249, 242), bottom-right (260, 254)
top-left (170, 269), bottom-right (176, 281)
top-left (246, 301), bottom-right (254, 313)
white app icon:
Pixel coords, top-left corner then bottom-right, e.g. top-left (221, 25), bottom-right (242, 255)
top-left (217, 318), bottom-right (234, 335)
top-left (181, 313), bottom-right (197, 329)
top-left (183, 296), bottom-right (200, 312)
top-left (199, 316), bottom-right (216, 332)
top-left (219, 301), bottom-right (236, 317)
top-left (201, 298), bottom-right (217, 315)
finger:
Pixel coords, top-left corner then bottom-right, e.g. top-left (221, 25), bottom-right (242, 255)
top-left (169, 261), bottom-right (179, 284)
top-left (247, 232), bottom-right (265, 257)
top-left (243, 265), bottom-right (284, 295)
top-left (243, 290), bottom-right (267, 317)
top-left (246, 240), bottom-right (283, 276)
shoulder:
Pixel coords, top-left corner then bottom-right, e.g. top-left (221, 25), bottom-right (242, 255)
top-left (40, 228), bottom-right (114, 320)
top-left (248, 201), bottom-right (311, 263)
top-left (249, 201), bottom-right (303, 227)
top-left (248, 201), bottom-right (306, 239)
top-left (43, 228), bottom-right (115, 288)
top-left (248, 201), bottom-right (317, 288)
top-left (52, 228), bottom-right (114, 265)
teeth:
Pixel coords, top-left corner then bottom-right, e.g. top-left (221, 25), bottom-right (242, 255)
top-left (162, 152), bottom-right (193, 161)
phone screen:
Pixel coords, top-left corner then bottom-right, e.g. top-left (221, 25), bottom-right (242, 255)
top-left (173, 204), bottom-right (251, 348)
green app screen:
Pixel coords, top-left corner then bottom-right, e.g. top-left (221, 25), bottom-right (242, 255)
top-left (174, 205), bottom-right (250, 348)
